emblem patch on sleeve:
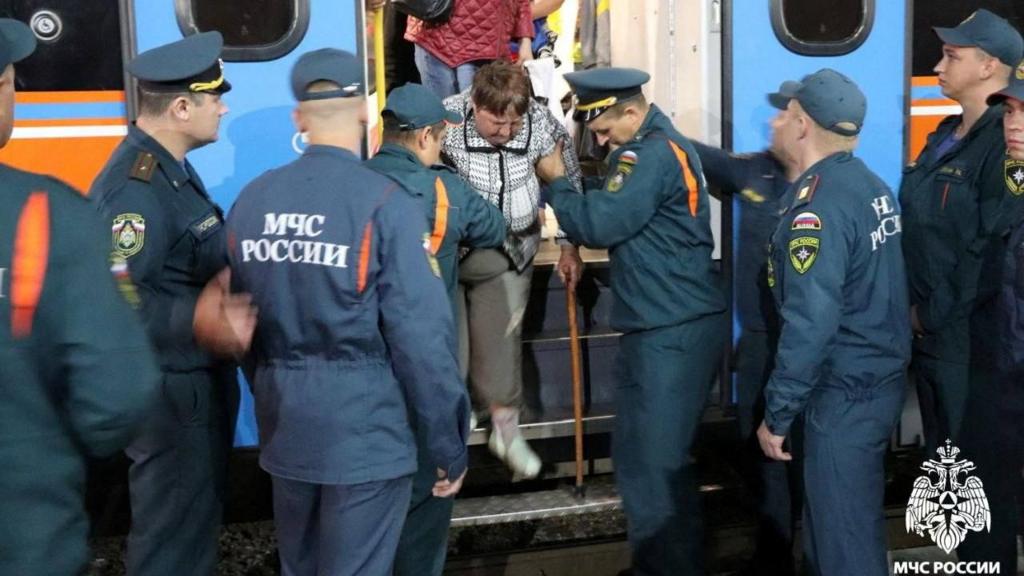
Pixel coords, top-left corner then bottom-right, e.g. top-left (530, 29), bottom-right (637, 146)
top-left (1005, 159), bottom-right (1024, 196)
top-left (788, 236), bottom-right (819, 274)
top-left (607, 162), bottom-right (633, 193)
top-left (791, 211), bottom-right (822, 231)
top-left (112, 213), bottom-right (146, 257)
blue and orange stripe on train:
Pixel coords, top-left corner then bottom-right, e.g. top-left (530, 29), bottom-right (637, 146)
top-left (0, 90), bottom-right (128, 194)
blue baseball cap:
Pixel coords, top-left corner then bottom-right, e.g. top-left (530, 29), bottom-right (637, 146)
top-left (382, 84), bottom-right (462, 129)
top-left (988, 60), bottom-right (1024, 105)
top-left (768, 68), bottom-right (866, 136)
top-left (934, 9), bottom-right (1024, 68)
top-left (129, 32), bottom-right (230, 94)
top-left (0, 19), bottom-right (35, 70)
top-left (291, 48), bottom-right (363, 101)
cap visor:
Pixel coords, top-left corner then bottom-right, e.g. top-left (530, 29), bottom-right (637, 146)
top-left (444, 110), bottom-right (463, 125)
top-left (767, 93), bottom-right (792, 110)
top-left (767, 80), bottom-right (800, 110)
top-left (934, 26), bottom-right (975, 48)
top-left (0, 20), bottom-right (36, 64)
top-left (987, 85), bottom-right (1024, 105)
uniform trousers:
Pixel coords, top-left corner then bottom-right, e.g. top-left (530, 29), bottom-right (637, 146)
top-left (734, 329), bottom-right (801, 575)
top-left (392, 436), bottom-right (455, 576)
top-left (125, 368), bottom-right (236, 576)
top-left (911, 353), bottom-right (969, 451)
top-left (800, 376), bottom-right (904, 576)
top-left (614, 312), bottom-right (726, 576)
top-left (273, 474), bottom-right (413, 576)
top-left (956, 365), bottom-right (1024, 574)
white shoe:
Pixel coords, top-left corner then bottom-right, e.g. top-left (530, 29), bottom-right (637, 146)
top-left (489, 430), bottom-right (541, 479)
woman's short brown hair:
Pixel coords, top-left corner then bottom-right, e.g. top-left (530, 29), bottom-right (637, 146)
top-left (471, 60), bottom-right (531, 117)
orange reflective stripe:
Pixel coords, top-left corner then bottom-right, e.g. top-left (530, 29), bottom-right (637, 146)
top-left (357, 221), bottom-right (373, 294)
top-left (429, 177), bottom-right (450, 255)
top-left (668, 141), bottom-right (699, 217)
top-left (11, 192), bottom-right (50, 338)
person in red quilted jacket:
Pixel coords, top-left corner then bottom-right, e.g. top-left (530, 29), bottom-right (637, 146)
top-left (406, 0), bottom-right (534, 98)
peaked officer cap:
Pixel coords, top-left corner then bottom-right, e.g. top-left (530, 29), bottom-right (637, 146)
top-left (564, 67), bottom-right (651, 123)
top-left (129, 31), bottom-right (231, 94)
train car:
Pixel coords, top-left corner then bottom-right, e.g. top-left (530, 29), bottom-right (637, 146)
top-left (1, 0), bottom-right (1019, 567)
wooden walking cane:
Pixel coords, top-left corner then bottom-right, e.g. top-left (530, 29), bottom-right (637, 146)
top-left (566, 286), bottom-right (585, 495)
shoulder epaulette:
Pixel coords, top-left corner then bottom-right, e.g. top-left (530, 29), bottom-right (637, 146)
top-left (129, 152), bottom-right (157, 182)
top-left (791, 173), bottom-right (820, 209)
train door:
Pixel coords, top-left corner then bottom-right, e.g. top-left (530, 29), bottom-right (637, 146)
top-left (726, 0), bottom-right (909, 429)
top-left (727, 0), bottom-right (907, 188)
top-left (0, 0), bottom-right (128, 192)
top-left (130, 0), bottom-right (366, 446)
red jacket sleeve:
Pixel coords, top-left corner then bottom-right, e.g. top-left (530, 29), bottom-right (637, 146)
top-left (512, 0), bottom-right (535, 39)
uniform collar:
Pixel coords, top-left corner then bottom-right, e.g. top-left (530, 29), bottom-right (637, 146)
top-left (929, 104), bottom-right (1002, 155)
top-left (303, 144), bottom-right (360, 161)
top-left (375, 142), bottom-right (424, 167)
top-left (632, 105), bottom-right (669, 141)
top-left (791, 151), bottom-right (852, 188)
top-left (127, 123), bottom-right (193, 189)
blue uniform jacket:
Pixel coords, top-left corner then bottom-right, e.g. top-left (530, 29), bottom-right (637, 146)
top-left (365, 143), bottom-right (506, 310)
top-left (90, 124), bottom-right (230, 373)
top-left (547, 105), bottom-right (726, 332)
top-left (226, 144), bottom-right (470, 485)
top-left (1000, 223), bottom-right (1024, 374)
top-left (0, 165), bottom-right (158, 573)
top-left (765, 152), bottom-right (911, 436)
top-left (692, 143), bottom-right (789, 333)
top-left (899, 106), bottom-right (1008, 362)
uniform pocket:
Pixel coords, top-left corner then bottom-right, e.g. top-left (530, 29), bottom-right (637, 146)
top-left (933, 165), bottom-right (970, 213)
top-left (163, 374), bottom-right (205, 426)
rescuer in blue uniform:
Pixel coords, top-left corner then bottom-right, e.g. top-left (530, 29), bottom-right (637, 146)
top-left (537, 67), bottom-right (727, 576)
top-left (691, 118), bottom-right (801, 574)
top-left (899, 9), bottom-right (1023, 453)
top-left (89, 32), bottom-right (237, 576)
top-left (225, 49), bottom-right (470, 576)
top-left (947, 73), bottom-right (1024, 575)
top-left (367, 83), bottom-right (506, 310)
top-left (0, 18), bottom-right (159, 574)
top-left (365, 82), bottom-right (505, 576)
top-left (755, 70), bottom-right (910, 576)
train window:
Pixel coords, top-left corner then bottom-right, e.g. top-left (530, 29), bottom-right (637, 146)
top-left (175, 0), bottom-right (309, 62)
top-left (769, 0), bottom-right (874, 56)
top-left (912, 0), bottom-right (1024, 77)
top-left (0, 0), bottom-right (123, 91)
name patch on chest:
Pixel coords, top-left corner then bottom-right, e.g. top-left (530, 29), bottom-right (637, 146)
top-left (240, 212), bottom-right (349, 268)
top-left (189, 213), bottom-right (222, 240)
